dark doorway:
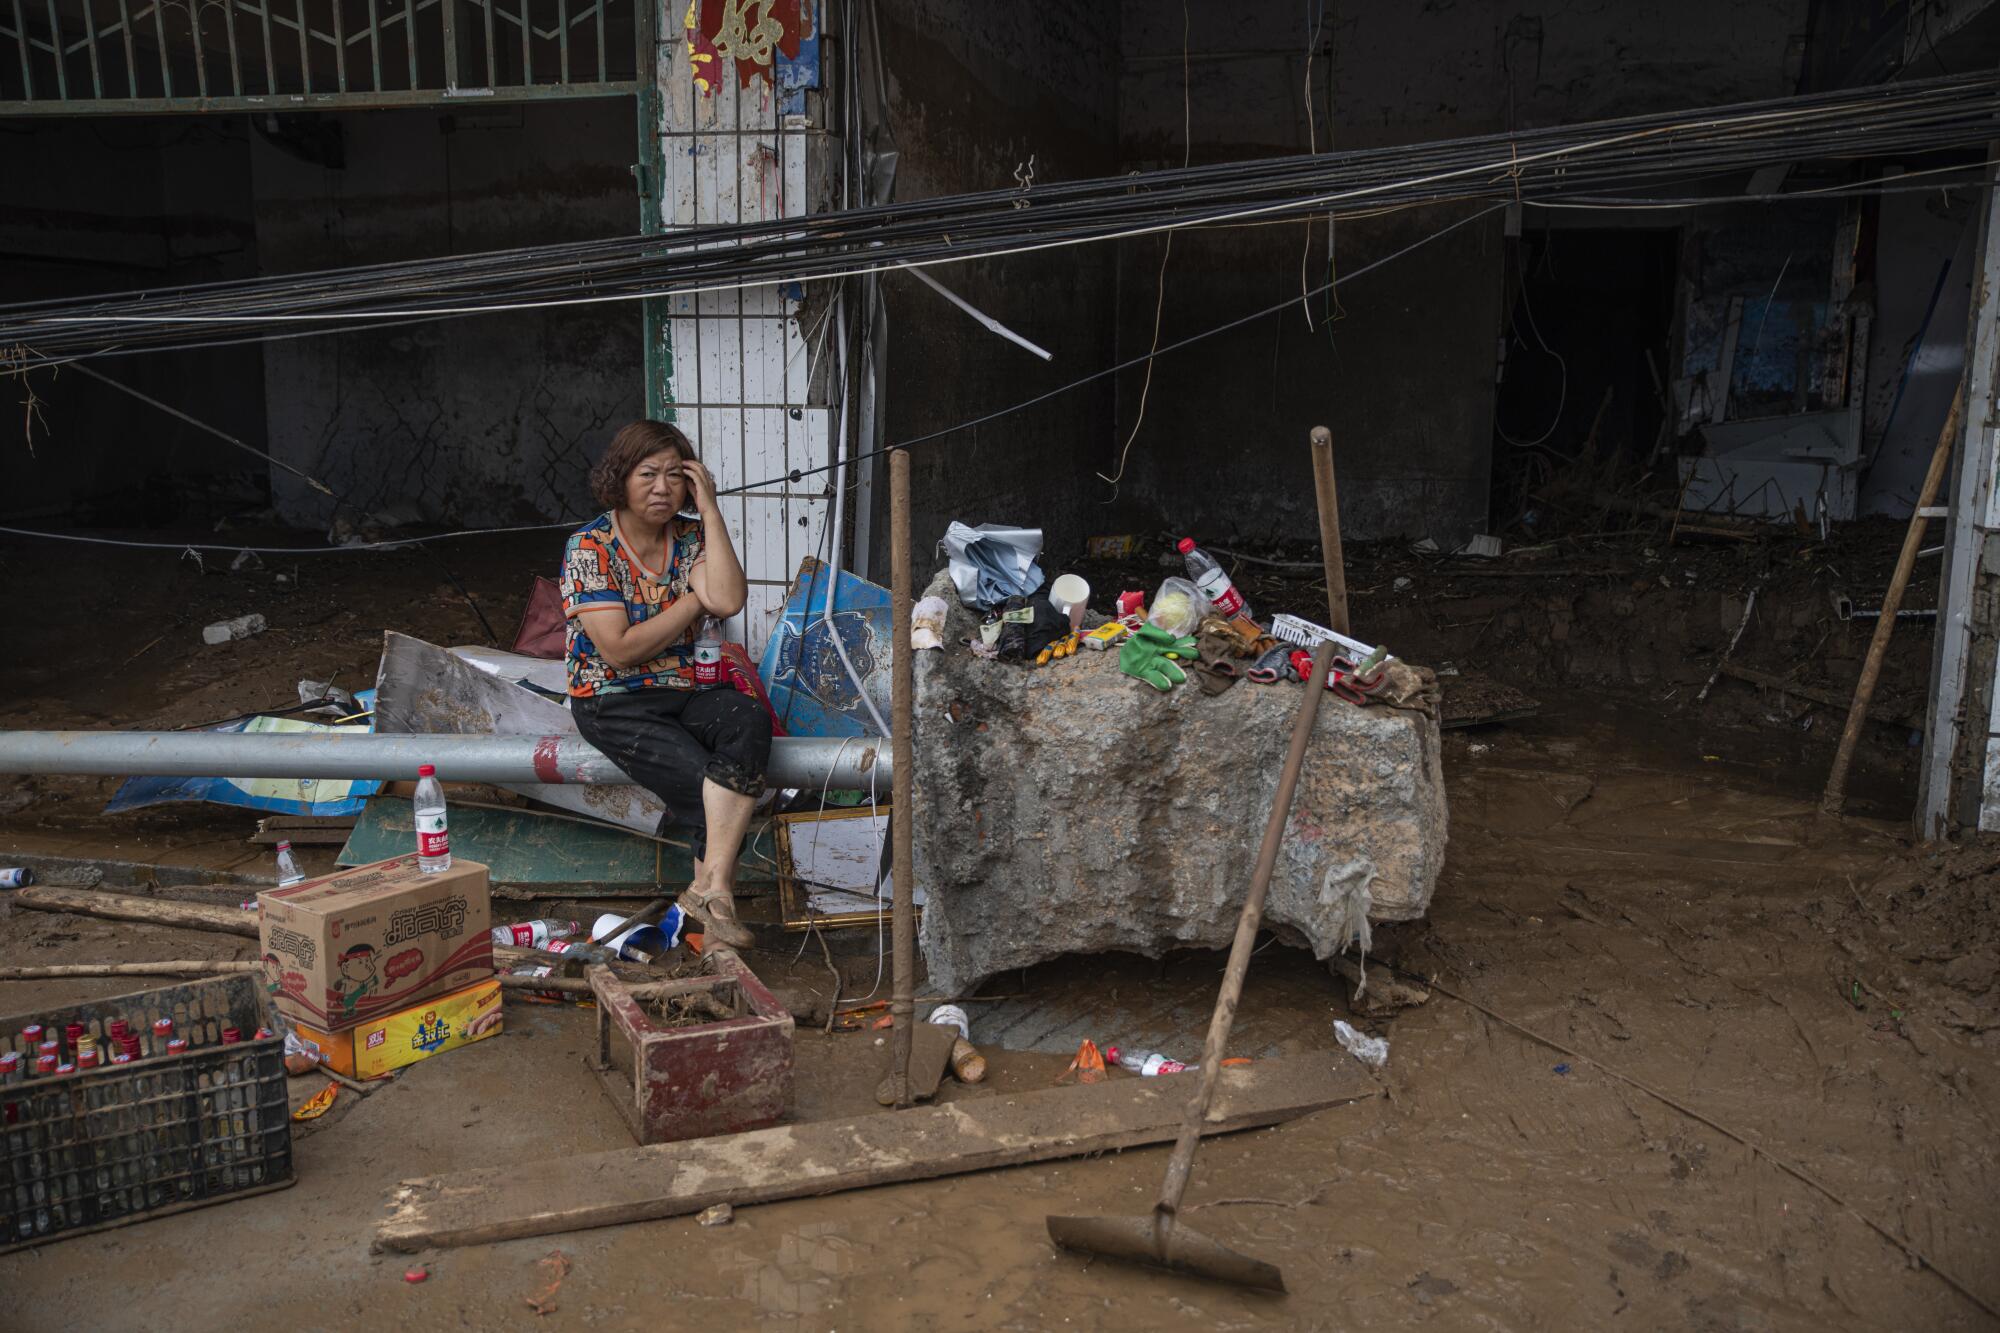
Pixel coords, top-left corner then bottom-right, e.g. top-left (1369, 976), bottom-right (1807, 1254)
top-left (1490, 227), bottom-right (1680, 534)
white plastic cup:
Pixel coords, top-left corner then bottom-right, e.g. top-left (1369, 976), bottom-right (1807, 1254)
top-left (1049, 575), bottom-right (1091, 631)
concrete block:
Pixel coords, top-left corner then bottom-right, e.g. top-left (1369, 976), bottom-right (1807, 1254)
top-left (912, 574), bottom-right (1447, 998)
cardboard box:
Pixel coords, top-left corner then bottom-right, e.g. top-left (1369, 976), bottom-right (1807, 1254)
top-left (291, 978), bottom-right (502, 1080)
top-left (259, 854), bottom-right (492, 1032)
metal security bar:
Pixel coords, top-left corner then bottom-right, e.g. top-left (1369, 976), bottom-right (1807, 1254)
top-left (0, 0), bottom-right (636, 114)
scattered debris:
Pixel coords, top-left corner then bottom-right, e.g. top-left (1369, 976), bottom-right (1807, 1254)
top-left (522, 1249), bottom-right (572, 1316)
top-left (201, 613), bottom-right (267, 645)
top-left (697, 1203), bottom-right (734, 1228)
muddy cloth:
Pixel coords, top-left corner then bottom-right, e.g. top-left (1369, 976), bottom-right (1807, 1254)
top-left (572, 687), bottom-right (771, 858)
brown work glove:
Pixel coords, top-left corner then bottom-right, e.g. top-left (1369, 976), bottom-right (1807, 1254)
top-left (1199, 615), bottom-right (1277, 660)
top-left (1192, 626), bottom-right (1243, 695)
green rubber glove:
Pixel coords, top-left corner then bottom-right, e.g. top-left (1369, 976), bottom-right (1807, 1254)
top-left (1120, 624), bottom-right (1199, 691)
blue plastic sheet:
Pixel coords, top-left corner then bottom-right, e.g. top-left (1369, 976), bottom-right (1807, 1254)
top-left (759, 559), bottom-right (891, 739)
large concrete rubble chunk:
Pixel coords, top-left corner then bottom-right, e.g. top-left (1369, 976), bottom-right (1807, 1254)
top-left (913, 576), bottom-right (1447, 997)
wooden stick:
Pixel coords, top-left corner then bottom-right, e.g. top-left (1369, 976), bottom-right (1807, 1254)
top-left (1310, 425), bottom-right (1349, 635)
top-left (887, 446), bottom-right (915, 1107)
top-left (1822, 378), bottom-right (1965, 814)
top-left (10, 885), bottom-right (260, 938)
top-left (0, 960), bottom-right (258, 981)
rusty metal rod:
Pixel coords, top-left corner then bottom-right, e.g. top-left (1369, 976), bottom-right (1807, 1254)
top-left (1822, 378), bottom-right (1964, 815)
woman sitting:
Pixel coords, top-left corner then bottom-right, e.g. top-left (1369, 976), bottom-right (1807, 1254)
top-left (561, 419), bottom-right (769, 948)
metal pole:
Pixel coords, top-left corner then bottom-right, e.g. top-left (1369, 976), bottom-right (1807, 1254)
top-left (0, 730), bottom-right (889, 790)
top-left (1310, 425), bottom-right (1349, 635)
top-left (888, 445), bottom-right (915, 1106)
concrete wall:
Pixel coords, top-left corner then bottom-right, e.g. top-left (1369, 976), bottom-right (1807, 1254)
top-left (868, 0), bottom-right (1122, 573)
top-left (1112, 0), bottom-right (1808, 546)
top-left (255, 102), bottom-right (640, 531)
top-left (0, 119), bottom-right (266, 523)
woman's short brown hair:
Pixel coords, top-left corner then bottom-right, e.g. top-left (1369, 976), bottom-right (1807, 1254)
top-left (590, 420), bottom-right (696, 511)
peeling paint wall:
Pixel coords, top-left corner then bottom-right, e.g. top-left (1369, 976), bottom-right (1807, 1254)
top-left (254, 102), bottom-right (640, 532)
top-left (1113, 0), bottom-right (1809, 546)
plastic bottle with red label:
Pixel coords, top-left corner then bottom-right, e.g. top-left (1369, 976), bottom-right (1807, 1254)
top-left (1104, 1045), bottom-right (1195, 1077)
top-left (414, 763), bottom-right (451, 873)
top-left (1176, 538), bottom-right (1249, 620)
top-left (693, 617), bottom-right (724, 688)
top-left (490, 919), bottom-right (583, 949)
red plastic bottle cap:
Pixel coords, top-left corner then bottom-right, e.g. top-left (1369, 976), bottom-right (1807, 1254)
top-left (35, 1055), bottom-right (57, 1075)
top-left (54, 1062), bottom-right (74, 1075)
top-left (417, 763), bottom-right (436, 777)
top-left (0, 1052), bottom-right (19, 1073)
top-left (111, 1053), bottom-right (133, 1065)
top-left (120, 1035), bottom-right (142, 1057)
top-left (35, 1041), bottom-right (57, 1059)
top-left (108, 1021), bottom-right (131, 1040)
top-left (403, 1268), bottom-right (429, 1283)
top-left (166, 1039), bottom-right (189, 1055)
top-left (20, 1024), bottom-right (42, 1042)
top-left (221, 1026), bottom-right (243, 1045)
top-left (77, 1052), bottom-right (98, 1069)
top-left (1176, 538), bottom-right (1196, 553)
top-left (254, 1027), bottom-right (274, 1040)
top-left (64, 1023), bottom-right (85, 1043)
top-left (153, 1019), bottom-right (174, 1037)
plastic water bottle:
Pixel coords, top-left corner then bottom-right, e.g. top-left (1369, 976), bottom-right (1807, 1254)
top-left (1105, 1045), bottom-right (1194, 1077)
top-left (1177, 538), bottom-right (1248, 620)
top-left (274, 840), bottom-right (304, 887)
top-left (490, 919), bottom-right (582, 948)
top-left (693, 617), bottom-right (723, 688)
top-left (414, 763), bottom-right (450, 873)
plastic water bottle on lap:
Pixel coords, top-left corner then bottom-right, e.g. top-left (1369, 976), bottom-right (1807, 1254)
top-left (694, 618), bottom-right (723, 688)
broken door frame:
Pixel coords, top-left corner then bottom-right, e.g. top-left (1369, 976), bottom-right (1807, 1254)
top-left (1918, 147), bottom-right (2000, 836)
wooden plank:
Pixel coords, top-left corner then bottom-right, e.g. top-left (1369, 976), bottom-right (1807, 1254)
top-left (375, 1056), bottom-right (1375, 1252)
top-left (12, 885), bottom-right (259, 937)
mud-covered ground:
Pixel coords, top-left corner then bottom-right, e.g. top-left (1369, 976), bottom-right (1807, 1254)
top-left (0, 526), bottom-right (1995, 1330)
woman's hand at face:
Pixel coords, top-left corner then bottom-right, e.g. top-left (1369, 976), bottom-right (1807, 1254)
top-left (678, 458), bottom-right (720, 516)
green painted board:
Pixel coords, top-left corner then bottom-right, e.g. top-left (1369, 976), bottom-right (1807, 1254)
top-left (338, 799), bottom-right (778, 891)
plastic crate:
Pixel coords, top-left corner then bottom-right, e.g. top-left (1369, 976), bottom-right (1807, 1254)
top-left (0, 974), bottom-right (294, 1250)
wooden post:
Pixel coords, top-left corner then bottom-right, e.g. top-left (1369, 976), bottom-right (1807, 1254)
top-left (1310, 426), bottom-right (1349, 634)
top-left (1822, 378), bottom-right (1965, 815)
top-left (888, 446), bottom-right (915, 1105)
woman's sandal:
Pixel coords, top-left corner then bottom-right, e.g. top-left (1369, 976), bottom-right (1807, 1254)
top-left (677, 885), bottom-right (755, 948)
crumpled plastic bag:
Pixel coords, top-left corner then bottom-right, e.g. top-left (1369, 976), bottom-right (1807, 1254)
top-left (1334, 1019), bottom-right (1389, 1068)
top-left (1147, 577), bottom-right (1210, 637)
top-left (941, 522), bottom-right (1045, 609)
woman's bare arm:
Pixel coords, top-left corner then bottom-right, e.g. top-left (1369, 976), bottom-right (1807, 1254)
top-left (681, 458), bottom-right (748, 619)
top-left (574, 591), bottom-right (708, 670)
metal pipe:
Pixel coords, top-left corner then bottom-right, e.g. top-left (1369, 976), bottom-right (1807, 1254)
top-left (0, 730), bottom-right (888, 790)
top-left (888, 446), bottom-right (915, 1107)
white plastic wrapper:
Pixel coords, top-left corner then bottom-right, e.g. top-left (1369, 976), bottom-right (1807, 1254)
top-left (1333, 1019), bottom-right (1389, 1068)
top-left (1146, 577), bottom-right (1210, 637)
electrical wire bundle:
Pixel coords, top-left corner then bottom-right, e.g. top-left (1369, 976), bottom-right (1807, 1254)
top-left (4, 69), bottom-right (1999, 365)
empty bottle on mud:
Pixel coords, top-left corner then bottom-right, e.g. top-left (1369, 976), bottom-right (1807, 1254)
top-left (490, 919), bottom-right (583, 949)
top-left (1177, 538), bottom-right (1248, 620)
top-left (1105, 1045), bottom-right (1194, 1077)
top-left (414, 763), bottom-right (450, 873)
top-left (274, 839), bottom-right (304, 887)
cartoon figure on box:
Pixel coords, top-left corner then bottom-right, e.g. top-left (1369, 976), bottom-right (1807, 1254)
top-left (411, 1009), bottom-right (452, 1054)
top-left (335, 942), bottom-right (380, 1019)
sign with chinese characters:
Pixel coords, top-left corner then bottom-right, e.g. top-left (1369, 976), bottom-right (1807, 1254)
top-left (686, 0), bottom-right (811, 94)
